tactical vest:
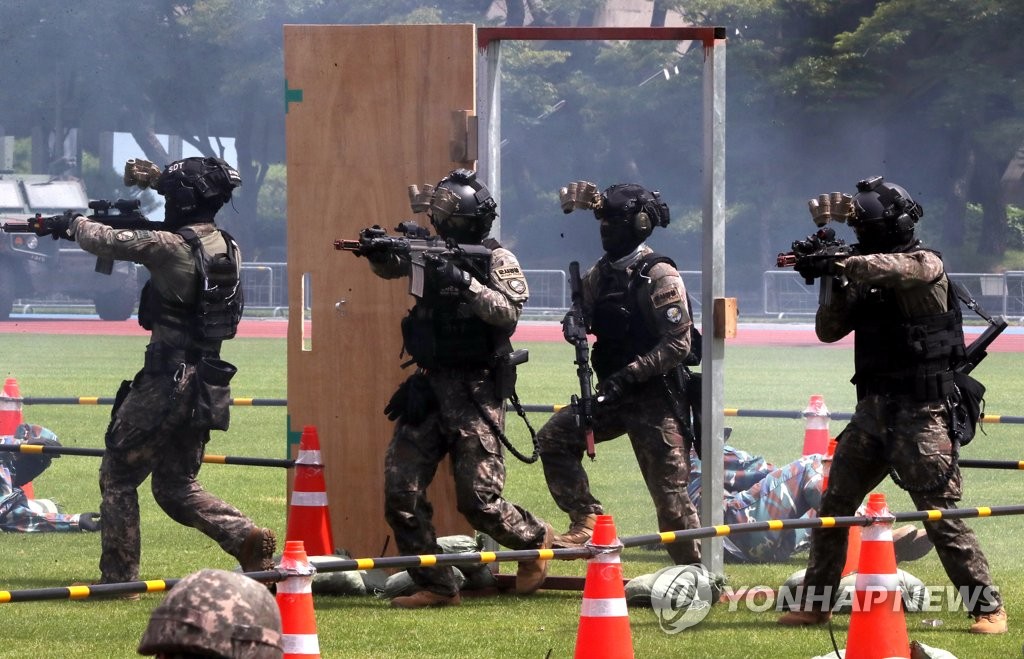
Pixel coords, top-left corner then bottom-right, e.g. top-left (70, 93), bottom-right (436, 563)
top-left (590, 254), bottom-right (673, 380)
top-left (851, 250), bottom-right (965, 401)
top-left (138, 227), bottom-right (244, 342)
top-left (400, 238), bottom-right (506, 369)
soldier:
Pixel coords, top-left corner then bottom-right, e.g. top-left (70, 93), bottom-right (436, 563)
top-left (32, 157), bottom-right (276, 587)
top-left (137, 568), bottom-right (282, 658)
top-left (0, 423), bottom-right (100, 533)
top-left (687, 445), bottom-right (932, 564)
top-left (538, 181), bottom-right (701, 566)
top-left (360, 168), bottom-right (553, 608)
top-left (777, 176), bottom-right (1007, 634)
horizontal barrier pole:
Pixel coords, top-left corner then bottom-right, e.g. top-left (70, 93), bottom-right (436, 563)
top-left (5, 504), bottom-right (1023, 603)
top-left (0, 444), bottom-right (293, 469)
top-left (959, 459), bottom-right (1024, 470)
top-left (21, 397), bottom-right (287, 407)
top-left (16, 397), bottom-right (1024, 425)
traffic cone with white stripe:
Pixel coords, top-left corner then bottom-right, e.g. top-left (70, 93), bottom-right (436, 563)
top-left (0, 378), bottom-right (31, 498)
top-left (285, 426), bottom-right (335, 556)
top-left (0, 378), bottom-right (23, 436)
top-left (276, 540), bottom-right (321, 659)
top-left (822, 439), bottom-right (860, 576)
top-left (844, 493), bottom-right (910, 659)
top-left (801, 395), bottom-right (830, 456)
top-left (574, 514), bottom-right (634, 659)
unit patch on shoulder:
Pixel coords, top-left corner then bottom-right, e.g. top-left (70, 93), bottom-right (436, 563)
top-left (495, 265), bottom-right (524, 280)
top-left (665, 305), bottom-right (684, 324)
top-left (508, 278), bottom-right (527, 294)
top-left (115, 230), bottom-right (136, 242)
top-left (653, 287), bottom-right (682, 308)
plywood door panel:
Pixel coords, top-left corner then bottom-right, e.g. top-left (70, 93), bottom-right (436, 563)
top-left (284, 24), bottom-right (476, 558)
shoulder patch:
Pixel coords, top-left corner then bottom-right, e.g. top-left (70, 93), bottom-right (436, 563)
top-left (653, 287), bottom-right (683, 309)
top-left (115, 230), bottom-right (136, 242)
top-left (495, 265), bottom-right (524, 280)
top-left (508, 278), bottom-right (527, 294)
top-left (665, 305), bottom-right (684, 324)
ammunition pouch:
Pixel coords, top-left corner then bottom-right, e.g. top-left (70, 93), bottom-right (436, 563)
top-left (400, 314), bottom-right (436, 370)
top-left (191, 357), bottom-right (237, 431)
top-left (950, 371), bottom-right (986, 446)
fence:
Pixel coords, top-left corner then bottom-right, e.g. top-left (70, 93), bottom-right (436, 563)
top-left (764, 270), bottom-right (1024, 320)
top-left (240, 264), bottom-right (704, 318)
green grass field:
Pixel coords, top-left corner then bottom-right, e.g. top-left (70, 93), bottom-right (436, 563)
top-left (0, 333), bottom-right (1021, 657)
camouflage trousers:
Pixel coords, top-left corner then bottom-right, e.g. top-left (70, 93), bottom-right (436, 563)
top-left (384, 370), bottom-right (548, 597)
top-left (536, 378), bottom-right (701, 565)
top-left (801, 394), bottom-right (1002, 615)
top-left (99, 368), bottom-right (256, 583)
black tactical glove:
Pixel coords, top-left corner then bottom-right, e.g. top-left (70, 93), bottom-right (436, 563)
top-left (794, 253), bottom-right (836, 281)
top-left (597, 369), bottom-right (633, 405)
top-left (428, 255), bottom-right (472, 290)
top-left (30, 210), bottom-right (77, 241)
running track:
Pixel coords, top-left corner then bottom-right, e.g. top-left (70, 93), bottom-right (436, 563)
top-left (1, 318), bottom-right (1022, 350)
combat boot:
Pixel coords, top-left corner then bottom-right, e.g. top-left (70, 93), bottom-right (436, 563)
top-left (777, 609), bottom-right (831, 626)
top-left (238, 527), bottom-right (277, 572)
top-left (970, 607), bottom-right (1008, 634)
top-left (516, 523), bottom-right (554, 595)
top-left (390, 590), bottom-right (462, 609)
top-left (552, 513), bottom-right (598, 549)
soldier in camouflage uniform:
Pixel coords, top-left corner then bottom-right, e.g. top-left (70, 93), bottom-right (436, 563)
top-left (137, 568), bottom-right (282, 658)
top-left (777, 176), bottom-right (1007, 634)
top-left (33, 157), bottom-right (276, 586)
top-left (538, 181), bottom-right (701, 566)
top-left (361, 169), bottom-right (553, 609)
top-left (0, 423), bottom-right (100, 532)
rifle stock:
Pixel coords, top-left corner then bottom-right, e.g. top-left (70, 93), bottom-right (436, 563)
top-left (957, 316), bottom-right (1008, 375)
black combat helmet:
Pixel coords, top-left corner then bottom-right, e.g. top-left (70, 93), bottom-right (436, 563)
top-left (427, 169), bottom-right (497, 244)
top-left (595, 183), bottom-right (670, 258)
top-left (850, 176), bottom-right (923, 253)
top-left (156, 157), bottom-right (242, 227)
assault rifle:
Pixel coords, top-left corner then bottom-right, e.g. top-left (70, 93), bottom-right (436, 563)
top-left (776, 226), bottom-right (856, 285)
top-left (334, 221), bottom-right (491, 298)
top-left (563, 261), bottom-right (596, 460)
top-left (2, 198), bottom-right (158, 275)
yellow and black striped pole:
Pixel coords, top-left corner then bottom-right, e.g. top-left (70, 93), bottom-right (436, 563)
top-left (0, 443), bottom-right (293, 468)
top-left (4, 504), bottom-right (1024, 603)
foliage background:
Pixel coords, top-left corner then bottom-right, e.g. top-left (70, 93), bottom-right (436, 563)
top-left (1, 1), bottom-right (1023, 306)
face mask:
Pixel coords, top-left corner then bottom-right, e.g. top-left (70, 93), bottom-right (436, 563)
top-left (600, 217), bottom-right (639, 258)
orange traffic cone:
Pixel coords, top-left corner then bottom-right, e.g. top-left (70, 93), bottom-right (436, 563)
top-left (1, 378), bottom-right (31, 498)
top-left (276, 540), bottom-right (321, 659)
top-left (285, 426), bottom-right (335, 556)
top-left (0, 377), bottom-right (23, 435)
top-left (574, 514), bottom-right (634, 659)
top-left (821, 439), bottom-right (860, 576)
top-left (801, 395), bottom-right (830, 456)
top-left (845, 493), bottom-right (910, 659)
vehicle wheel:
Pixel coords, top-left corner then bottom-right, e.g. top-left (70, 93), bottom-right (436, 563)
top-left (94, 275), bottom-right (137, 321)
top-left (0, 261), bottom-right (14, 321)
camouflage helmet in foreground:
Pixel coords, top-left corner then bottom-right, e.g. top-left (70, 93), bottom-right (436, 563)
top-left (137, 568), bottom-right (282, 659)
